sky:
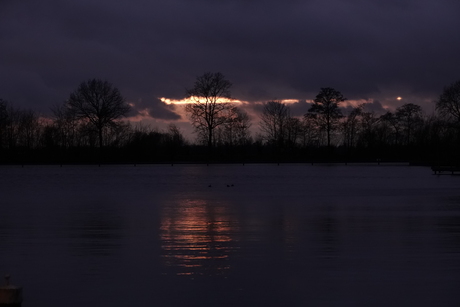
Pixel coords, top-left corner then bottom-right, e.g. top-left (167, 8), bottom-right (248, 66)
top-left (1, 0), bottom-right (460, 136)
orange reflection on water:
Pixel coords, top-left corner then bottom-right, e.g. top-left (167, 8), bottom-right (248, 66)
top-left (160, 199), bottom-right (238, 276)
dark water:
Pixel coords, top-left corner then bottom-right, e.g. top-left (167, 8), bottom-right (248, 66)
top-left (1, 164), bottom-right (460, 306)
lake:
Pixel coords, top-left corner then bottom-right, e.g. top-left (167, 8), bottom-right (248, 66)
top-left (0, 164), bottom-right (460, 306)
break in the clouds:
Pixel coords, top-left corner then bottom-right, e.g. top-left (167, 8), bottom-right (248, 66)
top-left (1, 0), bottom-right (459, 116)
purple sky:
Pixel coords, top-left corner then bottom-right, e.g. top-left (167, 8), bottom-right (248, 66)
top-left (1, 0), bottom-right (459, 130)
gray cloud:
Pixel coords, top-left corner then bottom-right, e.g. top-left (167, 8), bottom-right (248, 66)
top-left (341, 100), bottom-right (388, 116)
top-left (1, 0), bottom-right (459, 117)
top-left (131, 98), bottom-right (181, 121)
top-left (288, 101), bottom-right (312, 118)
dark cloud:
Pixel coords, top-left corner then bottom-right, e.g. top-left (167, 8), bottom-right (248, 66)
top-left (1, 0), bottom-right (459, 117)
top-left (341, 100), bottom-right (388, 116)
top-left (131, 98), bottom-right (181, 121)
top-left (289, 101), bottom-right (312, 118)
top-left (243, 100), bottom-right (310, 121)
top-left (362, 100), bottom-right (387, 114)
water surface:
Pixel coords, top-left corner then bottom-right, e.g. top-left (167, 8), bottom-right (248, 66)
top-left (0, 164), bottom-right (459, 306)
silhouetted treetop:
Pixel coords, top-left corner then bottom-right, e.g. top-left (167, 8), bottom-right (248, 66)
top-left (436, 80), bottom-right (460, 123)
top-left (307, 87), bottom-right (345, 147)
top-left (67, 78), bottom-right (131, 148)
top-left (186, 72), bottom-right (232, 101)
top-left (259, 100), bottom-right (290, 146)
top-left (396, 103), bottom-right (423, 145)
top-left (185, 72), bottom-right (234, 148)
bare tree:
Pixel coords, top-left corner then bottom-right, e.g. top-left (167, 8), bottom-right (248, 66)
top-left (436, 80), bottom-right (460, 123)
top-left (0, 99), bottom-right (8, 149)
top-left (216, 106), bottom-right (252, 146)
top-left (185, 72), bottom-right (233, 148)
top-left (259, 100), bottom-right (290, 146)
top-left (0, 103), bottom-right (42, 150)
top-left (51, 102), bottom-right (80, 148)
top-left (342, 105), bottom-right (363, 148)
top-left (301, 113), bottom-right (321, 147)
top-left (67, 79), bottom-right (131, 148)
top-left (396, 103), bottom-right (423, 145)
top-left (285, 117), bottom-right (302, 147)
top-left (307, 87), bottom-right (345, 147)
top-left (4, 104), bottom-right (21, 149)
top-left (359, 110), bottom-right (380, 148)
top-left (231, 107), bottom-right (252, 146)
top-left (167, 123), bottom-right (186, 147)
top-left (17, 109), bottom-right (39, 149)
top-left (380, 111), bottom-right (402, 145)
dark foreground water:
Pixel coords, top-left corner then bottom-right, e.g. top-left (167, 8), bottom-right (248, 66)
top-left (1, 164), bottom-right (460, 306)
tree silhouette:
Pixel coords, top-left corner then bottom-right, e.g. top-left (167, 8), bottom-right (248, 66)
top-left (259, 100), bottom-right (290, 146)
top-left (436, 80), bottom-right (460, 133)
top-left (67, 79), bottom-right (130, 148)
top-left (307, 87), bottom-right (345, 147)
top-left (216, 106), bottom-right (252, 146)
top-left (185, 72), bottom-right (233, 148)
top-left (51, 102), bottom-right (80, 148)
top-left (380, 111), bottom-right (402, 145)
top-left (0, 99), bottom-right (8, 150)
top-left (396, 103), bottom-right (423, 145)
top-left (285, 117), bottom-right (302, 147)
top-left (301, 113), bottom-right (321, 147)
top-left (342, 104), bottom-right (363, 148)
top-left (359, 110), bottom-right (380, 149)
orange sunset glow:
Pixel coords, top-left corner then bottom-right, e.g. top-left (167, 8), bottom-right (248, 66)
top-left (159, 97), bottom-right (379, 109)
top-left (160, 96), bottom-right (245, 105)
top-left (160, 199), bottom-right (238, 276)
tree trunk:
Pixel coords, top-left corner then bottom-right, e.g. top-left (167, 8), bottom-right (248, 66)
top-left (208, 128), bottom-right (213, 148)
top-left (98, 128), bottom-right (103, 148)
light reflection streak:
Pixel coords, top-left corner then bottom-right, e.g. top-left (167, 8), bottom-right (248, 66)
top-left (160, 199), bottom-right (238, 277)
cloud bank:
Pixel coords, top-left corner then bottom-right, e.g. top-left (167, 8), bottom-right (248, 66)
top-left (1, 0), bottom-right (459, 119)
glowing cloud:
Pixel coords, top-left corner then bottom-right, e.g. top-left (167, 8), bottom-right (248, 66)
top-left (280, 99), bottom-right (299, 104)
top-left (127, 108), bottom-right (151, 122)
top-left (160, 96), bottom-right (245, 105)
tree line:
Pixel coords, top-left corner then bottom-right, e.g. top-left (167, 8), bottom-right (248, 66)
top-left (1, 74), bottom-right (460, 164)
